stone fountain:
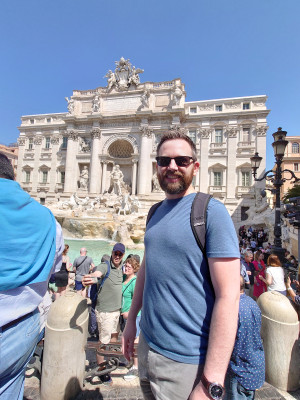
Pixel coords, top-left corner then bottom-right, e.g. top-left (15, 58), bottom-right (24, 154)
top-left (48, 191), bottom-right (147, 249)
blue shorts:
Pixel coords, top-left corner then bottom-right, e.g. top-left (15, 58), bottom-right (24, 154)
top-left (75, 280), bottom-right (84, 291)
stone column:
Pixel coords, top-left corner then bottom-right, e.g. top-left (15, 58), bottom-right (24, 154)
top-left (131, 159), bottom-right (138, 195)
top-left (101, 161), bottom-right (108, 193)
top-left (137, 125), bottom-right (153, 195)
top-left (199, 128), bottom-right (211, 193)
top-left (16, 136), bottom-right (26, 183)
top-left (89, 127), bottom-right (101, 194)
top-left (49, 135), bottom-right (60, 194)
top-left (31, 135), bottom-right (43, 193)
top-left (226, 127), bottom-right (238, 199)
top-left (64, 130), bottom-right (78, 193)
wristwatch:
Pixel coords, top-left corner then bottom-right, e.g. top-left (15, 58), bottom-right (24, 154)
top-left (200, 374), bottom-right (225, 400)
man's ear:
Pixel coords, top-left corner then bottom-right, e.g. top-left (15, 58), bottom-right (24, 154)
top-left (193, 161), bottom-right (200, 176)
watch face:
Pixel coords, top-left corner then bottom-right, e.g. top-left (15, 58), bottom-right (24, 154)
top-left (209, 384), bottom-right (224, 399)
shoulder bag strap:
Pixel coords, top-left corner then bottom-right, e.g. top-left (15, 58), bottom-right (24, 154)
top-left (190, 192), bottom-right (212, 258)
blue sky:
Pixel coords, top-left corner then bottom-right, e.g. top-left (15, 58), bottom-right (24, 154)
top-left (0, 0), bottom-right (299, 171)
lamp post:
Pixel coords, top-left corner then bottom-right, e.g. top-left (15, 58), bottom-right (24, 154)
top-left (250, 127), bottom-right (300, 262)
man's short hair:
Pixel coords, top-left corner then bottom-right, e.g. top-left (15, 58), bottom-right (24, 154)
top-left (244, 251), bottom-right (253, 258)
top-left (156, 130), bottom-right (197, 160)
top-left (0, 153), bottom-right (14, 180)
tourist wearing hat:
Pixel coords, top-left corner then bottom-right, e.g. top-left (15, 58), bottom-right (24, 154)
top-left (82, 242), bottom-right (125, 385)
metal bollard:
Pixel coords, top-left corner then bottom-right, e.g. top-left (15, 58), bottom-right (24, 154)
top-left (258, 291), bottom-right (300, 392)
top-left (41, 291), bottom-right (89, 400)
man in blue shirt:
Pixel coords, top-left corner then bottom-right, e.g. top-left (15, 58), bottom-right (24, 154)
top-left (224, 275), bottom-right (265, 399)
top-left (122, 131), bottom-right (240, 400)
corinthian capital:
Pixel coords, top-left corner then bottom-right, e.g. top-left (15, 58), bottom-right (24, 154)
top-left (67, 130), bottom-right (78, 141)
top-left (33, 137), bottom-right (42, 145)
top-left (256, 125), bottom-right (268, 136)
top-left (91, 127), bottom-right (101, 139)
top-left (17, 137), bottom-right (26, 146)
top-left (226, 127), bottom-right (238, 138)
top-left (139, 125), bottom-right (153, 138)
top-left (199, 128), bottom-right (212, 139)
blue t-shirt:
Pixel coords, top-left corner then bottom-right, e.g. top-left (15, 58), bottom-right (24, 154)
top-left (229, 294), bottom-right (265, 390)
top-left (141, 193), bottom-right (240, 364)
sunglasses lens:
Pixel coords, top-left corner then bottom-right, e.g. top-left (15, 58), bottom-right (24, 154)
top-left (175, 157), bottom-right (192, 166)
top-left (156, 157), bottom-right (170, 167)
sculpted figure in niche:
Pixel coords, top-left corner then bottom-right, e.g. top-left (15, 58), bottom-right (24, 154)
top-left (110, 164), bottom-right (124, 196)
top-left (173, 84), bottom-right (182, 106)
top-left (92, 95), bottom-right (100, 112)
top-left (141, 89), bottom-right (150, 108)
top-left (65, 97), bottom-right (75, 114)
top-left (79, 166), bottom-right (89, 191)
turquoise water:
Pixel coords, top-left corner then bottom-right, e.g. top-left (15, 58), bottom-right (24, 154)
top-left (64, 239), bottom-right (145, 265)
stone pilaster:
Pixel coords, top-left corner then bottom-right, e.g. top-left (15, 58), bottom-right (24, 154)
top-left (49, 135), bottom-right (60, 193)
top-left (256, 125), bottom-right (268, 181)
top-left (199, 128), bottom-right (211, 193)
top-left (131, 159), bottom-right (138, 195)
top-left (31, 136), bottom-right (43, 193)
top-left (226, 127), bottom-right (238, 199)
top-left (137, 125), bottom-right (153, 195)
top-left (101, 161), bottom-right (108, 193)
top-left (64, 130), bottom-right (78, 193)
top-left (89, 127), bottom-right (101, 194)
top-left (16, 136), bottom-right (26, 183)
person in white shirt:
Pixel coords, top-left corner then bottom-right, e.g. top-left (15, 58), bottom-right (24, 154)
top-left (259, 254), bottom-right (287, 296)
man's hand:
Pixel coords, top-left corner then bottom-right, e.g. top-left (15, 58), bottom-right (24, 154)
top-left (82, 270), bottom-right (102, 286)
top-left (189, 382), bottom-right (210, 399)
top-left (122, 318), bottom-right (137, 361)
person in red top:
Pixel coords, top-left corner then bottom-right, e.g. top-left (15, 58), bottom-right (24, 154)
top-left (252, 250), bottom-right (267, 299)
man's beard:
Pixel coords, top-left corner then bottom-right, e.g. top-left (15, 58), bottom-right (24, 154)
top-left (157, 170), bottom-right (194, 195)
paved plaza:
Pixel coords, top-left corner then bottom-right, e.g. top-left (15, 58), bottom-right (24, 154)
top-left (24, 343), bottom-right (300, 400)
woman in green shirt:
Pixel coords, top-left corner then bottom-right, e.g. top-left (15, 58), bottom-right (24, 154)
top-left (121, 257), bottom-right (141, 381)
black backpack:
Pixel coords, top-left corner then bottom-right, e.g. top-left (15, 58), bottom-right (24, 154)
top-left (146, 192), bottom-right (212, 258)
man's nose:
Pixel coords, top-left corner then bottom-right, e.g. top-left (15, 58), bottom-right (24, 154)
top-left (167, 158), bottom-right (178, 170)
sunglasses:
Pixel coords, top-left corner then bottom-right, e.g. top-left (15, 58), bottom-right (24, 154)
top-left (114, 251), bottom-right (123, 257)
top-left (156, 156), bottom-right (195, 167)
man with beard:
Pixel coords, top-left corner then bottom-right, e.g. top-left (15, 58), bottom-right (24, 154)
top-left (122, 131), bottom-right (240, 400)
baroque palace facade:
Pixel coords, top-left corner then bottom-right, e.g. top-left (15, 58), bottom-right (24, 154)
top-left (17, 58), bottom-right (269, 224)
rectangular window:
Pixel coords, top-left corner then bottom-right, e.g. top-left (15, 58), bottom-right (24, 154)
top-left (242, 128), bottom-right (250, 142)
top-left (28, 138), bottom-right (33, 150)
top-left (214, 172), bottom-right (222, 186)
top-left (216, 105), bottom-right (222, 112)
top-left (42, 171), bottom-right (48, 184)
top-left (190, 107), bottom-right (197, 114)
top-left (215, 129), bottom-right (223, 144)
top-left (188, 130), bottom-right (196, 144)
top-left (61, 171), bottom-right (65, 184)
top-left (25, 171), bottom-right (30, 183)
top-left (40, 198), bottom-right (45, 205)
top-left (294, 163), bottom-right (299, 172)
top-left (45, 137), bottom-right (50, 149)
top-left (30, 119), bottom-right (34, 124)
top-left (243, 103), bottom-right (250, 110)
top-left (242, 171), bottom-right (251, 187)
top-left (47, 118), bottom-right (51, 123)
top-left (62, 136), bottom-right (68, 149)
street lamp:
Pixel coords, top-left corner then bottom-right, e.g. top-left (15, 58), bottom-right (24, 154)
top-left (250, 127), bottom-right (300, 261)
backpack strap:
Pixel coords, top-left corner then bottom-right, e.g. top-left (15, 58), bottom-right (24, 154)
top-left (97, 259), bottom-right (111, 294)
top-left (190, 192), bottom-right (212, 257)
top-left (146, 201), bottom-right (163, 226)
